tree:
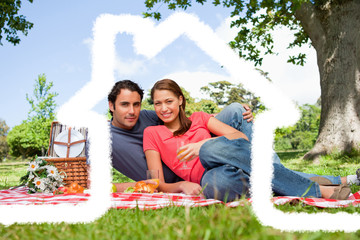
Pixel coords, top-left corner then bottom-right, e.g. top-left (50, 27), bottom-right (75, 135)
top-left (26, 73), bottom-right (58, 121)
top-left (275, 103), bottom-right (320, 151)
top-left (7, 74), bottom-right (58, 158)
top-left (0, 119), bottom-right (9, 160)
top-left (200, 81), bottom-right (232, 106)
top-left (143, 0), bottom-right (360, 159)
top-left (201, 81), bottom-right (265, 113)
top-left (0, 0), bottom-right (34, 46)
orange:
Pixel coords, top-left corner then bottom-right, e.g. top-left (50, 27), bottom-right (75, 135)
top-left (67, 182), bottom-right (84, 193)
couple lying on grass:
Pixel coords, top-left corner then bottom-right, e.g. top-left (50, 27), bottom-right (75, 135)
top-left (108, 79), bottom-right (359, 202)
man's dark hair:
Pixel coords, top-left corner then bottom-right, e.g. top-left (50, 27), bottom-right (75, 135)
top-left (108, 80), bottom-right (144, 116)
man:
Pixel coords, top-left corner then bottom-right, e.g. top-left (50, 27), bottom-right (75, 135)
top-left (107, 80), bottom-right (254, 191)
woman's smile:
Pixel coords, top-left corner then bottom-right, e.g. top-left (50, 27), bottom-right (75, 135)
top-left (160, 112), bottom-right (172, 119)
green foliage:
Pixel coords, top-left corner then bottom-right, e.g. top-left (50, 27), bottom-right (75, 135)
top-left (200, 80), bottom-right (265, 114)
top-left (0, 0), bottom-right (34, 45)
top-left (26, 73), bottom-right (58, 121)
top-left (275, 103), bottom-right (321, 151)
top-left (7, 74), bottom-right (58, 159)
top-left (186, 99), bottom-right (220, 116)
top-left (0, 119), bottom-right (9, 160)
top-left (7, 119), bottom-right (52, 158)
top-left (181, 86), bottom-right (220, 115)
top-left (112, 168), bottom-right (134, 183)
top-left (200, 81), bottom-right (232, 106)
top-left (141, 90), bottom-right (155, 111)
top-left (143, 0), bottom-right (310, 66)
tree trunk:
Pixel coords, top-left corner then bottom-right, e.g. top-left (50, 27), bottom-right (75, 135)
top-left (296, 1), bottom-right (360, 160)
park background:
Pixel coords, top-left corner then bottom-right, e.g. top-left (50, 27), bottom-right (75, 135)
top-left (1, 1), bottom-right (360, 239)
top-left (0, 0), bottom-right (322, 159)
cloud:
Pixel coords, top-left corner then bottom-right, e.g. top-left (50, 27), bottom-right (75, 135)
top-left (114, 57), bottom-right (148, 77)
top-left (82, 37), bottom-right (93, 47)
top-left (83, 37), bottom-right (149, 78)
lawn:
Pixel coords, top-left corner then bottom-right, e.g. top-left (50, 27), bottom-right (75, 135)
top-left (0, 161), bottom-right (27, 189)
top-left (1, 151), bottom-right (360, 239)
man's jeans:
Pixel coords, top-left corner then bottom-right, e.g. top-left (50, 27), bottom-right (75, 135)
top-left (200, 103), bottom-right (341, 201)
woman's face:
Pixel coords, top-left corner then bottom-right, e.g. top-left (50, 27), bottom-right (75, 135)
top-left (153, 89), bottom-right (183, 125)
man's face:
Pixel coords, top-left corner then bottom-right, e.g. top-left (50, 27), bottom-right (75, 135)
top-left (109, 89), bottom-right (141, 130)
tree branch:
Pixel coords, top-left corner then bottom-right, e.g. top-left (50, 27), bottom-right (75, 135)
top-left (294, 2), bottom-right (325, 53)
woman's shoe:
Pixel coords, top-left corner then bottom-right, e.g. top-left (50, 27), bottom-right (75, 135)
top-left (329, 184), bottom-right (351, 200)
top-left (310, 176), bottom-right (338, 186)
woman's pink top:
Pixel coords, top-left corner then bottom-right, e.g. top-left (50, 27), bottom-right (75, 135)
top-left (143, 112), bottom-right (212, 184)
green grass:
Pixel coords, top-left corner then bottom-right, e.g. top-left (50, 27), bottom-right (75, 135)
top-left (2, 205), bottom-right (360, 240)
top-left (279, 150), bottom-right (360, 177)
top-left (0, 162), bottom-right (27, 189)
top-left (1, 151), bottom-right (360, 239)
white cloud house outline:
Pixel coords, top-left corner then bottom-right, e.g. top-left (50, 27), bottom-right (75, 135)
top-left (2, 12), bottom-right (358, 231)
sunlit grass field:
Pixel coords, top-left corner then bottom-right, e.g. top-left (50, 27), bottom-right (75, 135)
top-left (1, 151), bottom-right (360, 239)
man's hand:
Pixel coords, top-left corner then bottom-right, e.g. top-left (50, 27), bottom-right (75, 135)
top-left (242, 104), bottom-right (254, 122)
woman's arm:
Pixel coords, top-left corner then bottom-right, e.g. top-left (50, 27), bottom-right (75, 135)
top-left (177, 116), bottom-right (248, 162)
top-left (145, 149), bottom-right (203, 195)
top-left (207, 117), bottom-right (248, 141)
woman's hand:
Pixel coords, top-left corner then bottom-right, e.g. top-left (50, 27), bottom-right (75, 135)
top-left (177, 140), bottom-right (207, 162)
top-left (179, 181), bottom-right (203, 196)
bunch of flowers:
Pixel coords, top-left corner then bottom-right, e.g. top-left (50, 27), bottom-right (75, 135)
top-left (20, 157), bottom-right (65, 194)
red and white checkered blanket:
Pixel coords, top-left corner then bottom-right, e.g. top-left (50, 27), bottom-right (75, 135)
top-left (1, 187), bottom-right (360, 209)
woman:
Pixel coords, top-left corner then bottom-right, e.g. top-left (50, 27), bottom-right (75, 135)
top-left (143, 79), bottom-right (351, 201)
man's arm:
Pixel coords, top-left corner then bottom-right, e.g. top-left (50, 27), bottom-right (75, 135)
top-left (212, 104), bottom-right (254, 122)
top-left (241, 104), bottom-right (254, 122)
top-left (113, 182), bottom-right (136, 192)
top-left (87, 165), bottom-right (136, 192)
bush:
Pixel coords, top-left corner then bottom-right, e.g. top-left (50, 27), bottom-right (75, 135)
top-left (274, 103), bottom-right (320, 151)
top-left (7, 119), bottom-right (52, 159)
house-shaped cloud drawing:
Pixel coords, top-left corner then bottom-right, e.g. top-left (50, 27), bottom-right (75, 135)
top-left (3, 12), bottom-right (356, 232)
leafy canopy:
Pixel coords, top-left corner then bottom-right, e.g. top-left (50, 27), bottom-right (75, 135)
top-left (26, 73), bottom-right (58, 121)
top-left (7, 120), bottom-right (52, 158)
top-left (143, 0), bottom-right (310, 66)
top-left (200, 80), bottom-right (266, 113)
top-left (0, 0), bottom-right (34, 45)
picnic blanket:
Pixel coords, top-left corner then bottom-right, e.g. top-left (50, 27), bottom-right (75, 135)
top-left (0, 187), bottom-right (222, 209)
top-left (227, 191), bottom-right (360, 208)
top-left (1, 187), bottom-right (360, 209)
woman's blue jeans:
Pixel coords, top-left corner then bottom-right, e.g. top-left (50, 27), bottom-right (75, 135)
top-left (200, 103), bottom-right (341, 202)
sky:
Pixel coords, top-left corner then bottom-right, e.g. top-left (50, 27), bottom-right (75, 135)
top-left (0, 1), bottom-right (320, 129)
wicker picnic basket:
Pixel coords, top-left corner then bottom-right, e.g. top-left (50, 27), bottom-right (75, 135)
top-left (45, 121), bottom-right (89, 188)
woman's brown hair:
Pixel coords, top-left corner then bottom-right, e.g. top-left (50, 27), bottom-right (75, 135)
top-left (151, 79), bottom-right (192, 137)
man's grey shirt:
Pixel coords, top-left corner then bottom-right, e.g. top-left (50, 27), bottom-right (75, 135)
top-left (110, 110), bottom-right (183, 183)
